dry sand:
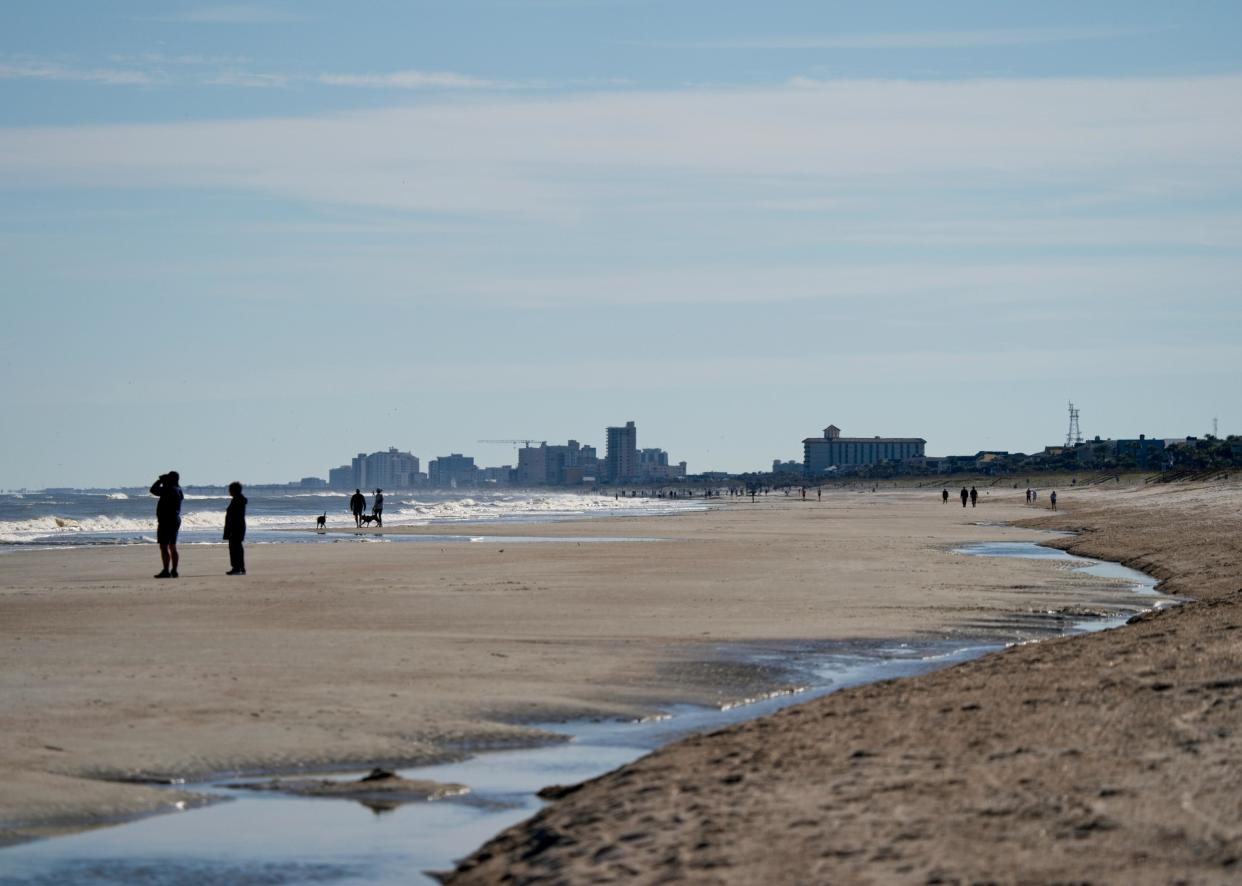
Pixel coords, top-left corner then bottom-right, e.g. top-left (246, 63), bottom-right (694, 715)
top-left (447, 481), bottom-right (1242, 885)
top-left (0, 489), bottom-right (1154, 847)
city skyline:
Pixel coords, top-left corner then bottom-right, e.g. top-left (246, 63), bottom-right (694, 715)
top-left (2, 2), bottom-right (1240, 489)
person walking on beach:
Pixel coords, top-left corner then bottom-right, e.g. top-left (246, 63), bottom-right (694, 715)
top-left (373, 489), bottom-right (384, 527)
top-left (1050, 490), bottom-right (1058, 511)
top-left (942, 488), bottom-right (949, 504)
top-left (969, 486), bottom-right (978, 507)
top-left (224, 481), bottom-right (247, 575)
top-left (150, 471), bottom-right (183, 578)
top-left (350, 489), bottom-right (366, 527)
top-left (960, 487), bottom-right (968, 507)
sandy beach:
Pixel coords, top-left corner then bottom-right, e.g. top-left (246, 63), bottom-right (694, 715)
top-left (0, 487), bottom-right (1157, 850)
top-left (447, 481), bottom-right (1242, 885)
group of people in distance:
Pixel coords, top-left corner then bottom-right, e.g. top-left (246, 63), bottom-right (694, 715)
top-left (938, 484), bottom-right (1057, 510)
top-left (941, 486), bottom-right (979, 507)
top-left (150, 471), bottom-right (247, 579)
top-left (349, 488), bottom-right (384, 527)
top-left (1026, 487), bottom-right (1057, 510)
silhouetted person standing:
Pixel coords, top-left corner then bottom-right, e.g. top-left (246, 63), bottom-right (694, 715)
top-left (350, 489), bottom-right (366, 527)
top-left (150, 471), bottom-right (183, 578)
top-left (1050, 490), bottom-right (1058, 511)
top-left (224, 481), bottom-right (247, 575)
top-left (969, 486), bottom-right (978, 507)
top-left (942, 488), bottom-right (949, 504)
top-left (373, 489), bottom-right (384, 527)
top-left (960, 487), bottom-right (968, 507)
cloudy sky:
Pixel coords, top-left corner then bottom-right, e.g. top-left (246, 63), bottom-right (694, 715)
top-left (2, 1), bottom-right (1240, 488)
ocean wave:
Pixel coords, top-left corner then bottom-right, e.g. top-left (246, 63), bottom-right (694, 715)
top-left (393, 492), bottom-right (693, 522)
top-left (0, 491), bottom-right (705, 544)
top-left (0, 510), bottom-right (321, 543)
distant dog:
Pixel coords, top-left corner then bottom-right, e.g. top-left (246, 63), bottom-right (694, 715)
top-left (360, 514), bottom-right (378, 527)
top-left (315, 513), bottom-right (327, 530)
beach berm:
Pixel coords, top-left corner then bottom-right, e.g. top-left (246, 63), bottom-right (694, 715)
top-left (445, 481), bottom-right (1242, 884)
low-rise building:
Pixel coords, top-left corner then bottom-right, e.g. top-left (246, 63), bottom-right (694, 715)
top-left (803, 424), bottom-right (926, 475)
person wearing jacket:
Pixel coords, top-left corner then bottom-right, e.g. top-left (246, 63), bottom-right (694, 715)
top-left (224, 481), bottom-right (247, 576)
top-left (150, 471), bottom-right (184, 578)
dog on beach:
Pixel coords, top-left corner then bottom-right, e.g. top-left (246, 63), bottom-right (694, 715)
top-left (360, 514), bottom-right (378, 527)
top-left (316, 513), bottom-right (326, 530)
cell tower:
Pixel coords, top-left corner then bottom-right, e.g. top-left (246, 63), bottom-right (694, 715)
top-left (1065, 401), bottom-right (1083, 448)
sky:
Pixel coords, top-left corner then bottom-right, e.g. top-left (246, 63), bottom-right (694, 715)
top-left (1, 1), bottom-right (1240, 488)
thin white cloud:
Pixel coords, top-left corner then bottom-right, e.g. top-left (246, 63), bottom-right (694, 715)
top-left (642, 27), bottom-right (1146, 51)
top-left (0, 59), bottom-right (155, 86)
top-left (204, 70), bottom-right (291, 88)
top-left (317, 70), bottom-right (518, 90)
top-left (149, 5), bottom-right (304, 23)
top-left (0, 54), bottom-right (520, 92)
top-left (1, 74), bottom-right (1239, 238)
top-left (108, 52), bottom-right (254, 66)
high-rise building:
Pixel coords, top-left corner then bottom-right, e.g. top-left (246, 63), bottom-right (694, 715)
top-left (638, 448), bottom-right (669, 467)
top-left (517, 440), bottom-right (595, 485)
top-left (348, 448), bottom-right (420, 488)
top-left (328, 465), bottom-right (354, 489)
top-left (428, 454), bottom-right (477, 488)
top-left (605, 421), bottom-right (638, 483)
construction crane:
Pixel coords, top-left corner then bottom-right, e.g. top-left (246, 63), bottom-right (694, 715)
top-left (478, 439), bottom-right (546, 449)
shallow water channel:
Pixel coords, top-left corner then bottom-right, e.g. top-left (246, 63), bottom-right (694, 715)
top-left (0, 542), bottom-right (1174, 885)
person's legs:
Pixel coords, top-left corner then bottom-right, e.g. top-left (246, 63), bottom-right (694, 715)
top-left (169, 542), bottom-right (179, 576)
top-left (228, 539), bottom-right (245, 573)
top-left (157, 542), bottom-right (171, 576)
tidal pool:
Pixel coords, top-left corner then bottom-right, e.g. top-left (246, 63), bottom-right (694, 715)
top-left (0, 541), bottom-right (1171, 885)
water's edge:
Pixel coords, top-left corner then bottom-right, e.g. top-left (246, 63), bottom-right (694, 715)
top-left (0, 538), bottom-right (1177, 886)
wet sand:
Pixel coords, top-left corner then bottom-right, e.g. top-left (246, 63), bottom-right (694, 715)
top-left (447, 481), bottom-right (1242, 885)
top-left (0, 490), bottom-right (1149, 846)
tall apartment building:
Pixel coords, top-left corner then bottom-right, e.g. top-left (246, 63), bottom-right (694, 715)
top-left (516, 440), bottom-right (598, 485)
top-left (428, 453), bottom-right (477, 488)
top-left (638, 448), bottom-right (668, 467)
top-left (803, 424), bottom-right (926, 475)
top-left (344, 448), bottom-right (420, 489)
top-left (605, 421), bottom-right (638, 483)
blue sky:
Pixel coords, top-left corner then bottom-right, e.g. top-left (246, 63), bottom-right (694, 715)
top-left (2, 2), bottom-right (1240, 488)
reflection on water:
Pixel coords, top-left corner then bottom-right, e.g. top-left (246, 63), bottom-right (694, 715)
top-left (955, 541), bottom-right (1165, 597)
top-left (0, 642), bottom-right (996, 886)
top-left (0, 541), bottom-right (1172, 886)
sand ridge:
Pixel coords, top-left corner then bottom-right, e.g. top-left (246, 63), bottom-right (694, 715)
top-left (445, 481), bottom-right (1242, 884)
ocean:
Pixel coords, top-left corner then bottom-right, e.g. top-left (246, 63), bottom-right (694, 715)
top-left (0, 488), bottom-right (704, 551)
